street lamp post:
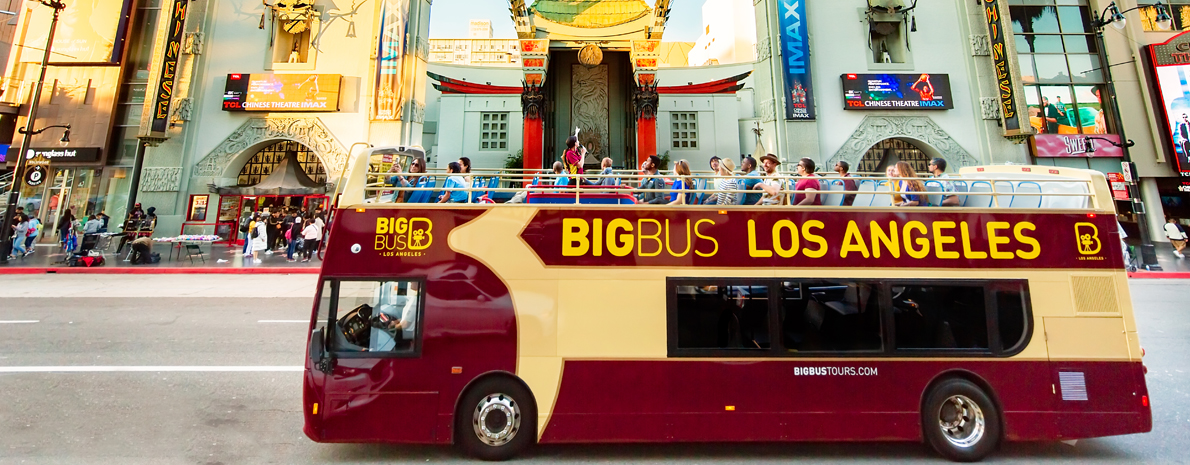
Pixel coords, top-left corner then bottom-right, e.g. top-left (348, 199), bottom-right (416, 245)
top-left (1088, 1), bottom-right (1172, 271)
top-left (0, 1), bottom-right (68, 265)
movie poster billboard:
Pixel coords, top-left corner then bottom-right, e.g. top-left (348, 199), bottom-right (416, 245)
top-left (374, 0), bottom-right (411, 121)
top-left (1146, 31), bottom-right (1190, 179)
top-left (223, 74), bottom-right (342, 112)
top-left (22, 0), bottom-right (133, 63)
top-left (841, 73), bottom-right (954, 110)
top-left (777, 0), bottom-right (815, 120)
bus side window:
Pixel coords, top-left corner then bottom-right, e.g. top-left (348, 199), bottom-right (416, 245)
top-left (780, 281), bottom-right (882, 353)
top-left (893, 284), bottom-right (989, 350)
top-left (674, 284), bottom-right (770, 351)
top-left (314, 280), bottom-right (333, 350)
top-left (995, 284), bottom-right (1029, 353)
top-left (332, 280), bottom-right (422, 354)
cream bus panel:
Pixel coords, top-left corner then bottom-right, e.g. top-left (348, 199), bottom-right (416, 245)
top-left (1044, 317), bottom-right (1132, 361)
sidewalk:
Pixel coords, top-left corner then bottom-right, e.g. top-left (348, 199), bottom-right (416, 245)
top-left (0, 242), bottom-right (321, 274)
top-left (1126, 241), bottom-right (1190, 279)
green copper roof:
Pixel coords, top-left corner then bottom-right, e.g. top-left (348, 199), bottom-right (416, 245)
top-left (531, 0), bottom-right (652, 28)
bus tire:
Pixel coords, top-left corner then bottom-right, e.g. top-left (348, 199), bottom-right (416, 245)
top-left (922, 378), bottom-right (1001, 462)
top-left (455, 377), bottom-right (536, 461)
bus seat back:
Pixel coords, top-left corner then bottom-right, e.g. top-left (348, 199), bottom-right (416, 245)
top-left (852, 180), bottom-right (877, 207)
top-left (993, 180), bottom-right (1014, 208)
top-left (966, 181), bottom-right (994, 208)
top-left (924, 181), bottom-right (945, 207)
top-left (870, 182), bottom-right (893, 207)
top-left (1010, 181), bottom-right (1043, 209)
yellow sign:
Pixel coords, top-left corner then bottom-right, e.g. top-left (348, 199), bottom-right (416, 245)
top-left (1075, 223), bottom-right (1102, 256)
top-left (375, 217), bottom-right (433, 257)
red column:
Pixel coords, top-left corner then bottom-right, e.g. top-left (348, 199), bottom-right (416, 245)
top-left (523, 116), bottom-right (544, 172)
top-left (636, 116), bottom-right (656, 167)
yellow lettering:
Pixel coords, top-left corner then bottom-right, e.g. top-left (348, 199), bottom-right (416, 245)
top-left (637, 219), bottom-right (663, 257)
top-left (840, 221), bottom-right (870, 259)
top-left (903, 221), bottom-right (930, 259)
top-left (607, 218), bottom-right (633, 257)
top-left (593, 218), bottom-right (603, 257)
top-left (562, 218), bottom-right (590, 257)
top-left (664, 219), bottom-right (692, 257)
top-left (960, 222), bottom-right (988, 259)
top-left (376, 218), bottom-right (389, 235)
top-left (772, 220), bottom-right (800, 258)
top-left (374, 235), bottom-right (390, 251)
top-left (748, 220), bottom-right (773, 258)
top-left (986, 222), bottom-right (1014, 259)
top-left (870, 221), bottom-right (900, 259)
top-left (933, 221), bottom-right (960, 259)
top-left (1014, 222), bottom-right (1040, 259)
top-left (394, 218), bottom-right (408, 235)
top-left (802, 220), bottom-right (828, 258)
top-left (695, 219), bottom-right (719, 257)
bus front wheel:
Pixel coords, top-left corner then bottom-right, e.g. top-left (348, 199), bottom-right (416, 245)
top-left (455, 377), bottom-right (537, 461)
top-left (922, 378), bottom-right (1002, 462)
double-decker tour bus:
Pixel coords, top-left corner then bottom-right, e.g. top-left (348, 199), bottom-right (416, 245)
top-left (303, 150), bottom-right (1150, 462)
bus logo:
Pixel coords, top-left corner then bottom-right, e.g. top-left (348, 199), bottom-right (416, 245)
top-left (375, 217), bottom-right (433, 254)
top-left (1074, 223), bottom-right (1101, 255)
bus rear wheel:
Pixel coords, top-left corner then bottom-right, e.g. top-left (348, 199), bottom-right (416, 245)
top-left (922, 378), bottom-right (1001, 462)
top-left (456, 377), bottom-right (536, 461)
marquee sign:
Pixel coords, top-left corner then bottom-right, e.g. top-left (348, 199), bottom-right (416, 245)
top-left (223, 74), bottom-right (342, 112)
top-left (842, 73), bottom-right (953, 110)
top-left (982, 0), bottom-right (1030, 136)
top-left (1032, 134), bottom-right (1124, 158)
top-left (778, 0), bottom-right (815, 120)
top-left (149, 0), bottom-right (188, 134)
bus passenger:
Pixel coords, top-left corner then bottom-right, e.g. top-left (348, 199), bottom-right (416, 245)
top-left (458, 157), bottom-right (472, 185)
top-left (739, 156), bottom-right (762, 206)
top-left (668, 160), bottom-right (693, 205)
top-left (893, 162), bottom-right (926, 207)
top-left (597, 158), bottom-right (618, 186)
top-left (563, 136), bottom-right (587, 185)
top-left (928, 158), bottom-right (961, 206)
top-left (833, 161), bottom-right (858, 206)
top-left (437, 162), bottom-right (469, 203)
top-left (636, 155), bottom-right (668, 204)
top-left (702, 156), bottom-right (724, 204)
top-left (388, 158), bottom-right (427, 202)
top-left (552, 162), bottom-right (570, 187)
top-left (792, 158), bottom-right (821, 206)
top-left (884, 166), bottom-right (903, 205)
top-left (754, 154), bottom-right (786, 206)
top-left (712, 158), bottom-right (739, 205)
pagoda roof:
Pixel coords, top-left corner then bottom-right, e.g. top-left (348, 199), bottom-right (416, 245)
top-left (531, 0), bottom-right (652, 29)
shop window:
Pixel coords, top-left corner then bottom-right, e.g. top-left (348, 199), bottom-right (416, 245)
top-left (780, 281), bottom-right (883, 353)
top-left (187, 195), bottom-right (209, 222)
top-left (238, 141), bottom-right (327, 186)
top-left (330, 280), bottom-right (423, 354)
top-left (1009, 0), bottom-right (1112, 135)
top-left (671, 112), bottom-right (698, 149)
top-left (892, 284), bottom-right (989, 351)
top-left (673, 283), bottom-right (770, 352)
top-left (480, 113), bottom-right (509, 150)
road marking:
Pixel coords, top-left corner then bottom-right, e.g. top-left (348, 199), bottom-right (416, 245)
top-left (258, 320), bottom-right (308, 323)
top-left (0, 320), bottom-right (39, 324)
top-left (0, 366), bottom-right (303, 373)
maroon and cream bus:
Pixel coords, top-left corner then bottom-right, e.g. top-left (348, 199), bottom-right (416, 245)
top-left (303, 161), bottom-right (1150, 461)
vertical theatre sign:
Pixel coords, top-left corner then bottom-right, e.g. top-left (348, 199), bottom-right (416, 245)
top-left (983, 0), bottom-right (1029, 136)
top-left (149, 0), bottom-right (188, 134)
top-left (374, 0), bottom-right (410, 121)
top-left (778, 0), bottom-right (815, 120)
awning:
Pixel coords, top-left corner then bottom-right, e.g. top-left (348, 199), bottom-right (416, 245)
top-left (209, 150), bottom-right (330, 196)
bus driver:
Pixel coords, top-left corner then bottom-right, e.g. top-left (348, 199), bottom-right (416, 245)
top-left (372, 281), bottom-right (420, 351)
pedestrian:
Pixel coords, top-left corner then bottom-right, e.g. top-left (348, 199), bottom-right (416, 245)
top-left (249, 213), bottom-right (268, 264)
top-left (10, 214), bottom-right (28, 259)
top-left (24, 214), bottom-right (40, 256)
top-left (301, 218), bottom-right (321, 262)
top-left (287, 212), bottom-right (304, 262)
top-left (83, 215), bottom-right (102, 234)
top-left (1166, 217), bottom-right (1188, 259)
top-left (57, 207), bottom-right (75, 249)
top-left (266, 209), bottom-right (282, 253)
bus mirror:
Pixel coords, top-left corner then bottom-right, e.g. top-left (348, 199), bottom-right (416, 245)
top-left (309, 328), bottom-right (329, 372)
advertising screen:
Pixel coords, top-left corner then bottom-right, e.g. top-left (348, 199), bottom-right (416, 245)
top-left (223, 74), bottom-right (342, 112)
top-left (22, 0), bottom-right (132, 63)
top-left (842, 73), bottom-right (954, 110)
top-left (1147, 32), bottom-right (1190, 180)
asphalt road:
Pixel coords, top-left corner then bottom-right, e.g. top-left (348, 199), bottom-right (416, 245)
top-left (0, 276), bottom-right (1187, 464)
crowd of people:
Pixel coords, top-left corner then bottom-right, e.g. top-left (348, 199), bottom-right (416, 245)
top-left (5, 205), bottom-right (127, 260)
top-left (239, 207), bottom-right (326, 263)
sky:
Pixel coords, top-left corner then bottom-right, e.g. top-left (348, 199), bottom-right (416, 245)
top-left (427, 0), bottom-right (704, 42)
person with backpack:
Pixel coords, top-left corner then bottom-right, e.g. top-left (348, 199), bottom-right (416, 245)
top-left (246, 213), bottom-right (268, 264)
top-left (1166, 217), bottom-right (1188, 259)
top-left (286, 211), bottom-right (304, 262)
top-left (239, 210), bottom-right (255, 255)
top-left (24, 215), bottom-right (40, 256)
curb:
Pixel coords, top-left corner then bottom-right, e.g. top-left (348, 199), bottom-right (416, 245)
top-left (1128, 271), bottom-right (1190, 279)
top-left (0, 267), bottom-right (320, 275)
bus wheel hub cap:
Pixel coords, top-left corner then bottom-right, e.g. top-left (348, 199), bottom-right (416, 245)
top-left (938, 395), bottom-right (985, 448)
top-left (473, 393), bottom-right (520, 446)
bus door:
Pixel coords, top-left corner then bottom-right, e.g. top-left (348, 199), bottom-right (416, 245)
top-left (314, 279), bottom-right (437, 442)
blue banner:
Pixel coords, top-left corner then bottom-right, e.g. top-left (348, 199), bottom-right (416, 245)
top-left (778, 0), bottom-right (815, 120)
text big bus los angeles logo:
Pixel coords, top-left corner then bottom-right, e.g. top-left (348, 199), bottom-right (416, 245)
top-left (375, 217), bottom-right (433, 257)
top-left (1074, 222), bottom-right (1105, 261)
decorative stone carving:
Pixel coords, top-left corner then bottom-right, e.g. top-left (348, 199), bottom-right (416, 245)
top-left (416, 37), bottom-right (429, 61)
top-left (194, 118), bottom-right (349, 177)
top-left (521, 84), bottom-right (544, 120)
top-left (172, 98), bottom-right (193, 123)
top-left (759, 99), bottom-right (777, 123)
top-left (411, 100), bottom-right (426, 124)
top-left (578, 44), bottom-right (604, 66)
top-left (632, 82), bottom-right (659, 120)
top-left (980, 97), bottom-right (1002, 120)
top-left (970, 34), bottom-right (990, 56)
top-left (827, 116), bottom-right (980, 169)
top-left (182, 32), bottom-right (204, 55)
top-left (572, 64), bottom-right (609, 159)
top-left (140, 167), bottom-right (183, 192)
top-left (755, 37), bottom-right (771, 62)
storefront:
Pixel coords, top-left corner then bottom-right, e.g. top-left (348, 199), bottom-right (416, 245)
top-left (6, 147), bottom-right (113, 243)
top-left (207, 140), bottom-right (330, 245)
